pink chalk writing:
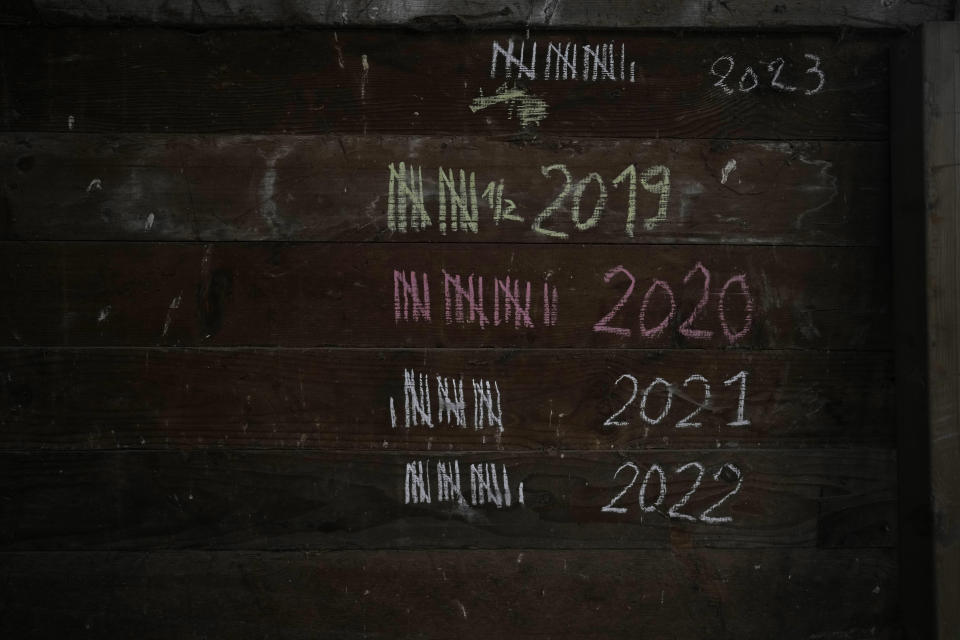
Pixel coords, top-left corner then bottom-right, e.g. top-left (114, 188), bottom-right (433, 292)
top-left (393, 270), bottom-right (431, 323)
top-left (678, 262), bottom-right (713, 339)
top-left (393, 268), bottom-right (558, 329)
top-left (718, 274), bottom-right (754, 344)
top-left (638, 280), bottom-right (676, 338)
top-left (592, 265), bottom-right (634, 336)
top-left (593, 263), bottom-right (754, 344)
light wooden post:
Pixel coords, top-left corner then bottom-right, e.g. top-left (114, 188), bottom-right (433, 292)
top-left (893, 22), bottom-right (960, 639)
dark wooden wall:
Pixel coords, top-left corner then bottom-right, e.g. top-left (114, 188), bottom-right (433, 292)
top-left (0, 2), bottom-right (953, 638)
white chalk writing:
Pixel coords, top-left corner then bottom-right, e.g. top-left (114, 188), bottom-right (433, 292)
top-left (389, 368), bottom-right (504, 431)
top-left (603, 371), bottom-right (751, 430)
top-left (602, 460), bottom-right (743, 524)
top-left (490, 38), bottom-right (638, 83)
top-left (403, 458), bottom-right (521, 509)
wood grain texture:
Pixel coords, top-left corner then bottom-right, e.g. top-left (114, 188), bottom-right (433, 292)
top-left (0, 348), bottom-right (894, 450)
top-left (891, 28), bottom-right (936, 639)
top-left (1, 134), bottom-right (889, 245)
top-left (920, 25), bottom-right (960, 639)
top-left (0, 549), bottom-right (898, 639)
top-left (0, 29), bottom-right (890, 139)
top-left (1, 0), bottom-right (951, 28)
top-left (0, 449), bottom-right (895, 550)
top-left (891, 23), bottom-right (960, 640)
top-left (0, 242), bottom-right (892, 349)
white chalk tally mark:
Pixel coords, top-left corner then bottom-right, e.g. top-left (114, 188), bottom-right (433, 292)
top-left (490, 38), bottom-right (639, 84)
top-left (388, 368), bottom-right (504, 432)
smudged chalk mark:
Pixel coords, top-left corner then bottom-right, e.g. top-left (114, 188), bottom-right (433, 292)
top-left (86, 178), bottom-right (102, 193)
top-left (796, 155), bottom-right (838, 227)
top-left (67, 115), bottom-right (75, 130)
top-left (333, 32), bottom-right (345, 69)
top-left (145, 212), bottom-right (155, 231)
top-left (258, 148), bottom-right (293, 233)
top-left (198, 269), bottom-right (233, 340)
top-left (720, 159), bottom-right (737, 185)
top-left (470, 84), bottom-right (549, 127)
top-left (360, 54), bottom-right (370, 101)
top-left (161, 292), bottom-right (182, 337)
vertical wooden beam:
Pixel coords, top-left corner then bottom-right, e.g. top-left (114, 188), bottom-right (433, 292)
top-left (892, 23), bottom-right (960, 639)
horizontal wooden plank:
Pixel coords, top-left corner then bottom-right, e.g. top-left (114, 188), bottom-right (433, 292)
top-left (0, 348), bottom-right (894, 450)
top-left (0, 548), bottom-right (898, 639)
top-left (1, 134), bottom-right (889, 245)
top-left (0, 242), bottom-right (892, 349)
top-left (0, 449), bottom-right (895, 550)
top-left (0, 29), bottom-right (889, 139)
top-left (3, 0), bottom-right (951, 28)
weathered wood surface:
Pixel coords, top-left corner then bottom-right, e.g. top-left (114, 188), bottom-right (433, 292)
top-left (0, 549), bottom-right (898, 639)
top-left (0, 348), bottom-right (894, 450)
top-left (919, 25), bottom-right (960, 640)
top-left (0, 29), bottom-right (890, 140)
top-left (892, 23), bottom-right (960, 640)
top-left (1, 134), bottom-right (889, 245)
top-left (891, 28), bottom-right (935, 639)
top-left (0, 242), bottom-right (891, 349)
top-left (0, 449), bottom-right (895, 550)
top-left (1, 0), bottom-right (951, 28)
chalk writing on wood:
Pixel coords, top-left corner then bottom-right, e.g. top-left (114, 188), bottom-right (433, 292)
top-left (403, 459), bottom-right (523, 509)
top-left (602, 460), bottom-right (743, 524)
top-left (593, 263), bottom-right (753, 344)
top-left (389, 368), bottom-right (504, 432)
top-left (393, 269), bottom-right (559, 329)
top-left (709, 54), bottom-right (825, 95)
top-left (386, 162), bottom-right (670, 238)
top-left (603, 371), bottom-right (750, 430)
top-left (490, 39), bottom-right (642, 83)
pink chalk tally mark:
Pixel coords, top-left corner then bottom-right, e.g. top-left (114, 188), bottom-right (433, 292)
top-left (394, 270), bottom-right (431, 323)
